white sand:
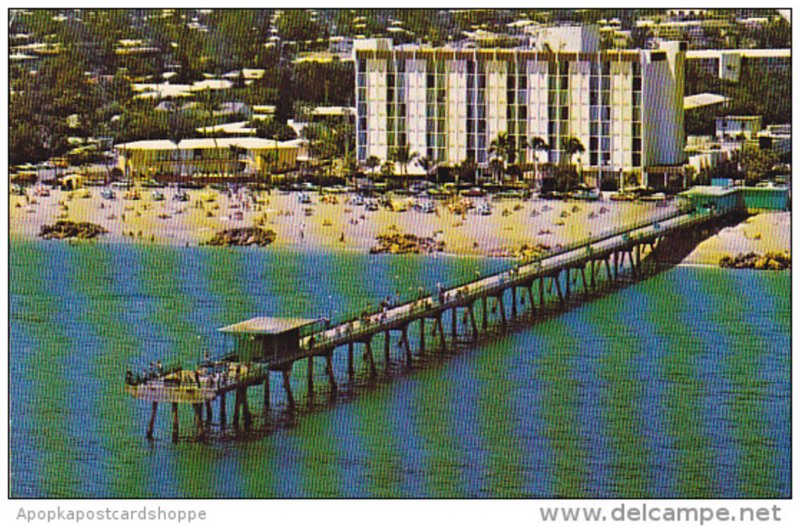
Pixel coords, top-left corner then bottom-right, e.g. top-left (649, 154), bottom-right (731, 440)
top-left (14, 186), bottom-right (773, 261)
top-left (683, 211), bottom-right (791, 265)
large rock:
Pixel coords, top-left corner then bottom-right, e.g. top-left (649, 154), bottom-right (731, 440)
top-left (203, 227), bottom-right (277, 247)
top-left (39, 220), bottom-right (108, 240)
top-left (719, 251), bottom-right (790, 270)
top-left (371, 233), bottom-right (445, 255)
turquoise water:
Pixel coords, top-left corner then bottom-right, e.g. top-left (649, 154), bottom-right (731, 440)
top-left (9, 240), bottom-right (790, 498)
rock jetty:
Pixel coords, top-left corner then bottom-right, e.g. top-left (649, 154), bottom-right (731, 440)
top-left (370, 233), bottom-right (445, 254)
top-left (39, 220), bottom-right (108, 240)
top-left (719, 251), bottom-right (790, 271)
top-left (203, 227), bottom-right (277, 247)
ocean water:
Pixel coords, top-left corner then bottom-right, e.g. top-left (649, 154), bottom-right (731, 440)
top-left (9, 240), bottom-right (790, 498)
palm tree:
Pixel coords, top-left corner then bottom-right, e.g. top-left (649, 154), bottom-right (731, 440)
top-left (259, 150), bottom-right (279, 186)
top-left (489, 132), bottom-right (516, 183)
top-left (365, 155), bottom-right (380, 180)
top-left (489, 158), bottom-right (504, 183)
top-left (559, 137), bottom-right (585, 192)
top-left (202, 87), bottom-right (221, 175)
top-left (390, 144), bottom-right (418, 179)
top-left (228, 144), bottom-right (247, 176)
top-left (342, 152), bottom-right (358, 186)
top-left (561, 137), bottom-right (585, 166)
top-left (528, 136), bottom-right (549, 189)
top-left (380, 159), bottom-right (395, 179)
top-left (457, 158), bottom-right (478, 185)
top-left (415, 155), bottom-right (439, 185)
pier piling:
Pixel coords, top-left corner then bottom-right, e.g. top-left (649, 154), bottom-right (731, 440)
top-left (325, 353), bottom-right (337, 392)
top-left (233, 388), bottom-right (241, 428)
top-left (347, 342), bottom-right (354, 378)
top-left (419, 318), bottom-right (425, 353)
top-left (262, 376), bottom-right (269, 413)
top-left (242, 388), bottom-right (252, 429)
top-left (146, 402), bottom-right (158, 440)
top-left (364, 338), bottom-right (377, 376)
top-left (282, 368), bottom-right (295, 408)
top-left (171, 402), bottom-right (179, 443)
top-left (307, 356), bottom-right (314, 397)
top-left (220, 392), bottom-right (227, 428)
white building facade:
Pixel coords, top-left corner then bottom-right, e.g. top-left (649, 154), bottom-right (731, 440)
top-left (355, 32), bottom-right (686, 187)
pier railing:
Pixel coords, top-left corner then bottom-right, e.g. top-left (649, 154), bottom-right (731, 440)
top-left (303, 206), bottom-right (688, 339)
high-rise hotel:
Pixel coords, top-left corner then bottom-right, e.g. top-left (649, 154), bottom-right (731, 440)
top-left (354, 26), bottom-right (687, 188)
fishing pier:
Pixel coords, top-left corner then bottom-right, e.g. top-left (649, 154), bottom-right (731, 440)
top-left (126, 190), bottom-right (743, 441)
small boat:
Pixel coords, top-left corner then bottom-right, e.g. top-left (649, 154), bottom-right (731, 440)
top-left (298, 193), bottom-right (312, 204)
top-left (100, 188), bottom-right (116, 200)
top-left (151, 190), bottom-right (165, 201)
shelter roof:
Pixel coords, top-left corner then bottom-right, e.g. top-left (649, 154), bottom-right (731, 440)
top-left (218, 317), bottom-right (320, 335)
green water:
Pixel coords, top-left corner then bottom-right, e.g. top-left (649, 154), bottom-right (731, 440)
top-left (9, 240), bottom-right (790, 498)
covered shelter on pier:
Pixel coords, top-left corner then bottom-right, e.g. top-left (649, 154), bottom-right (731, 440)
top-left (218, 317), bottom-right (320, 364)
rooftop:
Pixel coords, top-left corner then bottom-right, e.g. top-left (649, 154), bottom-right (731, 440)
top-left (679, 185), bottom-right (741, 197)
top-left (218, 317), bottom-right (320, 335)
top-left (115, 137), bottom-right (301, 151)
top-left (684, 93), bottom-right (730, 110)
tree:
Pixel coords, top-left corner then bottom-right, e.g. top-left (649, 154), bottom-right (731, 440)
top-left (255, 119), bottom-right (297, 141)
top-left (561, 137), bottom-right (585, 167)
top-left (739, 144), bottom-right (778, 186)
top-left (415, 155), bottom-right (439, 184)
top-left (456, 158), bottom-right (478, 185)
top-left (489, 158), bottom-right (505, 183)
top-left (489, 131), bottom-right (516, 182)
top-left (275, 10), bottom-right (328, 50)
top-left (260, 149), bottom-right (279, 182)
top-left (380, 160), bottom-right (395, 179)
top-left (555, 137), bottom-right (586, 192)
top-left (529, 136), bottom-right (550, 188)
top-left (342, 152), bottom-right (358, 183)
top-left (365, 156), bottom-right (381, 179)
top-left (390, 144), bottom-right (418, 177)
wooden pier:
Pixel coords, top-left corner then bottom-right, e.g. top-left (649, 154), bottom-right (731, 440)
top-left (126, 204), bottom-right (729, 441)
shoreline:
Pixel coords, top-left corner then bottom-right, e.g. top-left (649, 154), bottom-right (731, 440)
top-left (10, 186), bottom-right (790, 266)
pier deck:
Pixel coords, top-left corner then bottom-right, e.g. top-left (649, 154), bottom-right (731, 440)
top-left (126, 202), bottom-right (729, 440)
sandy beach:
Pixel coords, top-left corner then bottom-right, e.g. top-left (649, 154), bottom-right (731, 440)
top-left (10, 185), bottom-right (790, 264)
top-left (682, 210), bottom-right (791, 266)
